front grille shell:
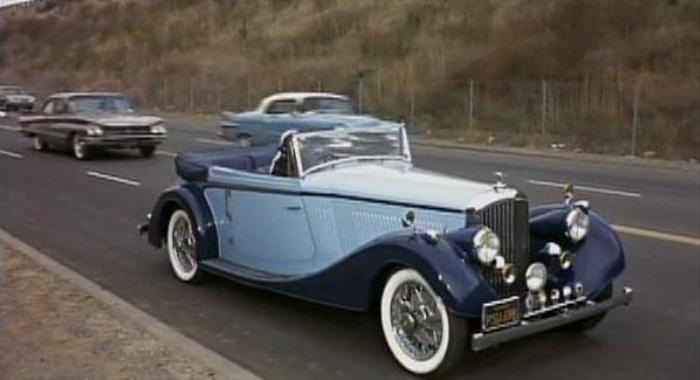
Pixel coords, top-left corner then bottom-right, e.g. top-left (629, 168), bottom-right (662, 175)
top-left (479, 197), bottom-right (530, 297)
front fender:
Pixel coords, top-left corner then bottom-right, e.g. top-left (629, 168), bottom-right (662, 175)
top-left (147, 183), bottom-right (218, 260)
top-left (267, 229), bottom-right (495, 317)
top-left (529, 204), bottom-right (626, 298)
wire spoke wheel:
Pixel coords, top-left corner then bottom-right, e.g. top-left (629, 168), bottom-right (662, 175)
top-left (167, 210), bottom-right (199, 282)
top-left (380, 268), bottom-right (466, 375)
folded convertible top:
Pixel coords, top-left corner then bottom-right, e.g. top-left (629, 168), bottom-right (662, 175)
top-left (175, 146), bottom-right (278, 181)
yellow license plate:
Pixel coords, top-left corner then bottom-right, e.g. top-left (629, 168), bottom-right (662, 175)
top-left (482, 297), bottom-right (521, 332)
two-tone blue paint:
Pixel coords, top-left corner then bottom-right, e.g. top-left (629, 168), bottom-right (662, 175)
top-left (146, 150), bottom-right (626, 319)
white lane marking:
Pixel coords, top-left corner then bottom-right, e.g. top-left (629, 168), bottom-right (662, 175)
top-left (156, 150), bottom-right (178, 158)
top-left (0, 124), bottom-right (20, 132)
top-left (0, 149), bottom-right (23, 159)
top-left (613, 225), bottom-right (700, 247)
top-left (527, 179), bottom-right (642, 198)
top-left (86, 171), bottom-right (140, 187)
top-left (195, 138), bottom-right (235, 146)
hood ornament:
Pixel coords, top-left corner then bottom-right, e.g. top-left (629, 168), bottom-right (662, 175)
top-left (563, 183), bottom-right (575, 205)
top-left (493, 171), bottom-right (507, 191)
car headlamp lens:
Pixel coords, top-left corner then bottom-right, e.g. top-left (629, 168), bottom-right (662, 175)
top-left (473, 227), bottom-right (500, 265)
top-left (566, 208), bottom-right (589, 243)
top-left (151, 124), bottom-right (167, 134)
top-left (525, 263), bottom-right (547, 292)
top-left (86, 126), bottom-right (103, 136)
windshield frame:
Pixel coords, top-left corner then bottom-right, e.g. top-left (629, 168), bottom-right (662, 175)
top-left (291, 124), bottom-right (411, 178)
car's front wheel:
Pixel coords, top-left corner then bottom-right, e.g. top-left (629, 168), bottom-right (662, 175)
top-left (71, 134), bottom-right (90, 160)
top-left (380, 268), bottom-right (468, 376)
top-left (33, 135), bottom-right (47, 151)
top-left (167, 209), bottom-right (203, 283)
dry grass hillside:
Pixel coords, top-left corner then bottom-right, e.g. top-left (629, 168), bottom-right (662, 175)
top-left (1, 0), bottom-right (698, 158)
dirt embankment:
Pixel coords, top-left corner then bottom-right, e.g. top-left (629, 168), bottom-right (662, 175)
top-left (1, 245), bottom-right (221, 380)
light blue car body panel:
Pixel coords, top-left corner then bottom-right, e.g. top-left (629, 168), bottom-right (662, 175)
top-left (221, 111), bottom-right (401, 146)
top-left (203, 162), bottom-right (486, 275)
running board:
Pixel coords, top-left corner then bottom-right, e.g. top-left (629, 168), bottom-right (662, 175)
top-left (200, 258), bottom-right (299, 282)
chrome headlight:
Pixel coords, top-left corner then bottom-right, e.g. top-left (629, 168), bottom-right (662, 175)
top-left (473, 227), bottom-right (500, 265)
top-left (86, 126), bottom-right (103, 136)
top-left (525, 263), bottom-right (547, 292)
top-left (151, 124), bottom-right (167, 134)
top-left (566, 208), bottom-right (589, 243)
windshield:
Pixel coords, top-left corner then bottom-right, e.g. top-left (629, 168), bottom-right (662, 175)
top-left (294, 126), bottom-right (409, 175)
top-left (302, 97), bottom-right (353, 114)
top-left (1, 87), bottom-right (25, 95)
top-left (67, 95), bottom-right (133, 114)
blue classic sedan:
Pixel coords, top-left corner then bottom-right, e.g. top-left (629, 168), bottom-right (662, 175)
top-left (141, 124), bottom-right (633, 376)
top-left (219, 92), bottom-right (392, 146)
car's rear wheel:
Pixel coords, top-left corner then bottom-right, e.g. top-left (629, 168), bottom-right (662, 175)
top-left (167, 209), bottom-right (203, 283)
top-left (33, 135), bottom-right (47, 151)
top-left (71, 134), bottom-right (90, 160)
top-left (561, 284), bottom-right (613, 333)
top-left (380, 268), bottom-right (468, 376)
top-left (139, 146), bottom-right (156, 157)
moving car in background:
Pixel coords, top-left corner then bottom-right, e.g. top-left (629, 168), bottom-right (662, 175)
top-left (19, 92), bottom-right (167, 160)
top-left (219, 92), bottom-right (393, 146)
top-left (140, 124), bottom-right (633, 376)
top-left (0, 85), bottom-right (36, 112)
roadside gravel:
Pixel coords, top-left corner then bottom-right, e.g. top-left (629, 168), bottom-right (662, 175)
top-left (0, 244), bottom-right (223, 380)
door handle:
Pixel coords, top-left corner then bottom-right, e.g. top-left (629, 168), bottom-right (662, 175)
top-left (286, 205), bottom-right (302, 211)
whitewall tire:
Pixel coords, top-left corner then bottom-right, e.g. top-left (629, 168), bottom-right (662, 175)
top-left (380, 268), bottom-right (467, 375)
top-left (167, 209), bottom-right (202, 283)
top-left (71, 134), bottom-right (89, 160)
top-left (33, 135), bottom-right (47, 151)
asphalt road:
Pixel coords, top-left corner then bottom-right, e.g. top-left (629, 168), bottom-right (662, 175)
top-left (1, 116), bottom-right (698, 380)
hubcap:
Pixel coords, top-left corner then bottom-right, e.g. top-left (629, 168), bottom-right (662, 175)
top-left (171, 215), bottom-right (196, 274)
top-left (73, 136), bottom-right (85, 158)
top-left (390, 281), bottom-right (444, 361)
top-left (33, 136), bottom-right (43, 150)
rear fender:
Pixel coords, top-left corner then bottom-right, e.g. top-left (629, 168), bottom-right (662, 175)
top-left (147, 183), bottom-right (218, 260)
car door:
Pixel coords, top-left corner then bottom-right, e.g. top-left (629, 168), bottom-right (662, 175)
top-left (204, 149), bottom-right (317, 276)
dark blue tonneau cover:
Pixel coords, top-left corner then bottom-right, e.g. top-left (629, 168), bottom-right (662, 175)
top-left (175, 145), bottom-right (278, 181)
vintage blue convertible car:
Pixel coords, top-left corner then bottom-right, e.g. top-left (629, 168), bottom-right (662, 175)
top-left (219, 92), bottom-right (393, 146)
top-left (141, 124), bottom-right (633, 376)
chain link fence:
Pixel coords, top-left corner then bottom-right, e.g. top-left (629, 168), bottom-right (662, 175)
top-left (21, 71), bottom-right (699, 160)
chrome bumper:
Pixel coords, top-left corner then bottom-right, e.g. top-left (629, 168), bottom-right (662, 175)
top-left (471, 286), bottom-right (633, 351)
top-left (84, 134), bottom-right (167, 146)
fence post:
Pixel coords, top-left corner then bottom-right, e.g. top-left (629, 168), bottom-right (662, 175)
top-left (162, 75), bottom-right (168, 111)
top-left (468, 79), bottom-right (474, 130)
top-left (189, 78), bottom-right (195, 112)
top-left (358, 76), bottom-right (364, 113)
top-left (541, 79), bottom-right (547, 135)
top-left (631, 84), bottom-right (640, 156)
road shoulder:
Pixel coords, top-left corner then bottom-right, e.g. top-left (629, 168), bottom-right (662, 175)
top-left (0, 230), bottom-right (261, 380)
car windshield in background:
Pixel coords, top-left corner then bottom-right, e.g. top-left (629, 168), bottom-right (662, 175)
top-left (1, 87), bottom-right (25, 95)
top-left (68, 96), bottom-right (133, 114)
top-left (302, 97), bottom-right (353, 113)
top-left (295, 126), bottom-right (408, 174)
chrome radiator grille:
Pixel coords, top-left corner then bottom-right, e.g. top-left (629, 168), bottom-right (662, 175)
top-left (480, 198), bottom-right (530, 296)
